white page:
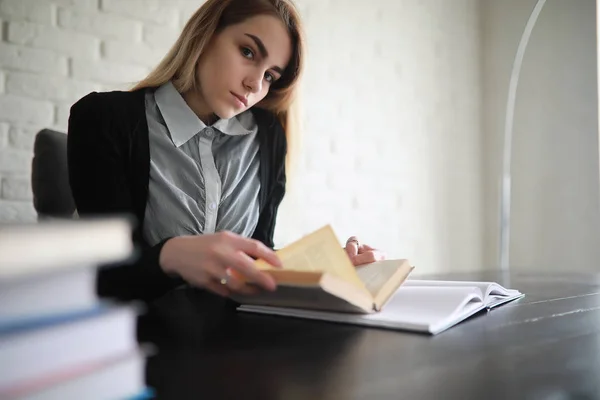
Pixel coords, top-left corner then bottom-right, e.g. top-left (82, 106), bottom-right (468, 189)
top-left (403, 280), bottom-right (524, 309)
top-left (404, 280), bottom-right (521, 301)
top-left (362, 286), bottom-right (483, 331)
top-left (404, 279), bottom-right (496, 292)
top-left (239, 286), bottom-right (485, 334)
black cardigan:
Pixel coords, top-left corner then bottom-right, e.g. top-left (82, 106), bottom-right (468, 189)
top-left (67, 88), bottom-right (287, 302)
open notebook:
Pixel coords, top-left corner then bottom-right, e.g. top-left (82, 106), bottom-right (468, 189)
top-left (238, 279), bottom-right (524, 335)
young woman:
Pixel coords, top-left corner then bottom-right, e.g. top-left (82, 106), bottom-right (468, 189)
top-left (67, 0), bottom-right (384, 303)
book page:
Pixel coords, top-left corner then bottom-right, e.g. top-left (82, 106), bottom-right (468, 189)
top-left (255, 225), bottom-right (366, 291)
top-left (398, 280), bottom-right (523, 309)
top-left (240, 286), bottom-right (486, 335)
top-left (366, 286), bottom-right (485, 334)
top-left (403, 280), bottom-right (518, 298)
top-left (403, 279), bottom-right (494, 292)
top-left (356, 260), bottom-right (408, 297)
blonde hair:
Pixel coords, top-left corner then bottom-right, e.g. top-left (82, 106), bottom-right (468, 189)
top-left (131, 0), bottom-right (305, 171)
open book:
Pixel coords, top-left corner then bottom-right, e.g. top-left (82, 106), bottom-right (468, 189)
top-left (231, 225), bottom-right (414, 313)
top-left (234, 225), bottom-right (524, 335)
top-left (239, 279), bottom-right (524, 335)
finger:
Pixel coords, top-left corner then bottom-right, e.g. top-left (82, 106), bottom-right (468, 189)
top-left (236, 237), bottom-right (282, 268)
top-left (204, 279), bottom-right (231, 298)
top-left (351, 251), bottom-right (386, 266)
top-left (345, 236), bottom-right (359, 257)
top-left (225, 251), bottom-right (277, 291)
top-left (358, 244), bottom-right (377, 253)
top-left (345, 243), bottom-right (358, 257)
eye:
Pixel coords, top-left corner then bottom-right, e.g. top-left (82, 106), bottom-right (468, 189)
top-left (264, 72), bottom-right (275, 83)
top-left (240, 46), bottom-right (254, 60)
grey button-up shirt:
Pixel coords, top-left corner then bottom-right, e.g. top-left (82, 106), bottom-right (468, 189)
top-left (142, 81), bottom-right (261, 246)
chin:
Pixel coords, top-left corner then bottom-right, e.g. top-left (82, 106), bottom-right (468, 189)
top-left (218, 111), bottom-right (238, 120)
top-left (212, 103), bottom-right (240, 120)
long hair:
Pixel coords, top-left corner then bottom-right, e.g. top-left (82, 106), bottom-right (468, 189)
top-left (131, 0), bottom-right (305, 171)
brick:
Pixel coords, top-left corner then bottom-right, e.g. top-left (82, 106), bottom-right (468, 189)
top-left (178, 3), bottom-right (201, 29)
top-left (58, 8), bottom-right (142, 42)
top-left (0, 0), bottom-right (53, 24)
top-left (0, 199), bottom-right (36, 222)
top-left (9, 125), bottom-right (39, 150)
top-left (54, 103), bottom-right (72, 132)
top-left (143, 24), bottom-right (180, 49)
top-left (0, 148), bottom-right (32, 172)
top-left (6, 72), bottom-right (99, 102)
top-left (100, 0), bottom-right (178, 26)
top-left (103, 40), bottom-right (165, 68)
top-left (51, 0), bottom-right (99, 13)
top-left (72, 58), bottom-right (148, 85)
top-left (0, 94), bottom-right (54, 126)
top-left (0, 123), bottom-right (8, 148)
top-left (0, 43), bottom-right (68, 76)
top-left (7, 21), bottom-right (100, 59)
top-left (2, 176), bottom-right (32, 200)
top-left (97, 83), bottom-right (121, 92)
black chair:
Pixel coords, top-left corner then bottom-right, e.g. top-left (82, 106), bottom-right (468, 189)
top-left (31, 129), bottom-right (77, 219)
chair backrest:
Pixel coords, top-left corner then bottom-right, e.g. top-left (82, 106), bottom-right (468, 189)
top-left (31, 129), bottom-right (77, 218)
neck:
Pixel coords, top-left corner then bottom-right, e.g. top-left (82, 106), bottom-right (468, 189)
top-left (182, 90), bottom-right (218, 126)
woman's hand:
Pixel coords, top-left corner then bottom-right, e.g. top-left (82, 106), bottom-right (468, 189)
top-left (344, 236), bottom-right (386, 266)
top-left (159, 231), bottom-right (282, 297)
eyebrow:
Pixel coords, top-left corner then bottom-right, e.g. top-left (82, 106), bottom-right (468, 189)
top-left (244, 33), bottom-right (284, 75)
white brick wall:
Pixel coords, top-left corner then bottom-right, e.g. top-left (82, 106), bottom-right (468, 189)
top-left (57, 8), bottom-right (143, 41)
top-left (0, 0), bottom-right (53, 24)
top-left (0, 94), bottom-right (54, 125)
top-left (0, 123), bottom-right (8, 148)
top-left (0, 42), bottom-right (68, 75)
top-left (0, 0), bottom-right (483, 274)
top-left (7, 21), bottom-right (101, 59)
top-left (2, 175), bottom-right (32, 200)
top-left (6, 71), bottom-right (100, 101)
top-left (8, 125), bottom-right (38, 150)
top-left (275, 0), bottom-right (482, 275)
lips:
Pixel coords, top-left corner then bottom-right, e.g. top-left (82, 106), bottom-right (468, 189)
top-left (231, 92), bottom-right (248, 107)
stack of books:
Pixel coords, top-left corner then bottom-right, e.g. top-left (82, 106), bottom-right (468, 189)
top-left (0, 217), bottom-right (153, 400)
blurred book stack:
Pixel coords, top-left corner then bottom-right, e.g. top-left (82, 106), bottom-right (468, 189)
top-left (0, 217), bottom-right (153, 400)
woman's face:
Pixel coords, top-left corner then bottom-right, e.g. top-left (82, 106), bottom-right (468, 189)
top-left (196, 15), bottom-right (292, 120)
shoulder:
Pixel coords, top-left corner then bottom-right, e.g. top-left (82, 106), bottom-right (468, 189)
top-left (68, 89), bottom-right (150, 148)
top-left (70, 89), bottom-right (147, 119)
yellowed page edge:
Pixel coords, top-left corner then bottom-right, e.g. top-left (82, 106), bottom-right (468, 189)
top-left (373, 261), bottom-right (415, 311)
top-left (255, 225), bottom-right (367, 292)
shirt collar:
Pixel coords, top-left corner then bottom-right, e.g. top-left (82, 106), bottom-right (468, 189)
top-left (154, 81), bottom-right (255, 147)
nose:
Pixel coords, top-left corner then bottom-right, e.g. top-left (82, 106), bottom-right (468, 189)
top-left (243, 73), bottom-right (262, 94)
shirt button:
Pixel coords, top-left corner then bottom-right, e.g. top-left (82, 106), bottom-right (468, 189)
top-left (205, 128), bottom-right (213, 137)
top-left (209, 202), bottom-right (217, 210)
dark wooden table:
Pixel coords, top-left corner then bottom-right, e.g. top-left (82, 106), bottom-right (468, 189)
top-left (139, 269), bottom-right (600, 399)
